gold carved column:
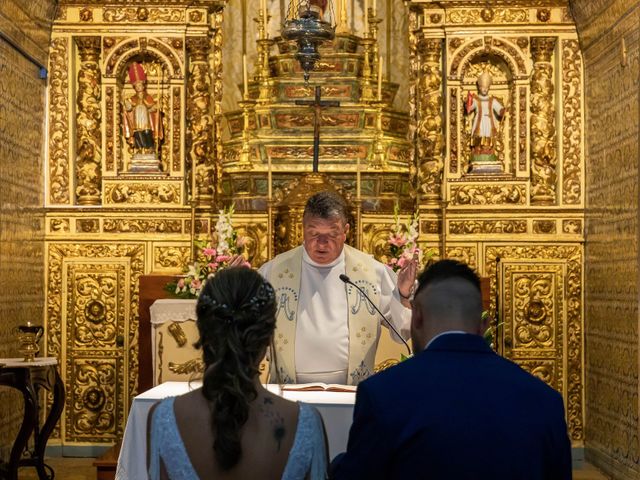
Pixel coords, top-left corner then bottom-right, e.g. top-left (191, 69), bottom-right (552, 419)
top-left (186, 36), bottom-right (214, 206)
top-left (75, 36), bottom-right (102, 206)
top-left (530, 37), bottom-right (557, 205)
top-left (416, 37), bottom-right (444, 205)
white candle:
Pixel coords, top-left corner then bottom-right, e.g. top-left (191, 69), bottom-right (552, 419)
top-left (262, 0), bottom-right (268, 30)
top-left (372, 0), bottom-right (376, 17)
top-left (243, 54), bottom-right (248, 97)
top-left (378, 55), bottom-right (383, 101)
top-left (364, 0), bottom-right (368, 29)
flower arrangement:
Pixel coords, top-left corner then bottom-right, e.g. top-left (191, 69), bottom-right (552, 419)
top-left (386, 204), bottom-right (421, 273)
top-left (166, 205), bottom-right (250, 298)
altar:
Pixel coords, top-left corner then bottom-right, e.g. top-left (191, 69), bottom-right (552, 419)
top-left (116, 381), bottom-right (355, 479)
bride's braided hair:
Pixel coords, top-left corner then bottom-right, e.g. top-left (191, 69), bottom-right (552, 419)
top-left (195, 267), bottom-right (276, 470)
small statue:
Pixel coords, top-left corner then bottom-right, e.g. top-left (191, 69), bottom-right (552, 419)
top-left (122, 62), bottom-right (163, 171)
top-left (465, 72), bottom-right (505, 172)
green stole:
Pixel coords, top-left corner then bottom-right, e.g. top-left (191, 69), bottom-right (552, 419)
top-left (267, 245), bottom-right (380, 385)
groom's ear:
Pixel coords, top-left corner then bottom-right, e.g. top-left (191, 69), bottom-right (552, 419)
top-left (343, 223), bottom-right (350, 235)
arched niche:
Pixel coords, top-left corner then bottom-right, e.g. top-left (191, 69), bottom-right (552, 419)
top-left (461, 53), bottom-right (514, 174)
top-left (447, 38), bottom-right (529, 177)
top-left (113, 48), bottom-right (176, 173)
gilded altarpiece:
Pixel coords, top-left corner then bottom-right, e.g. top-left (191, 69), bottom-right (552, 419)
top-left (43, 0), bottom-right (586, 449)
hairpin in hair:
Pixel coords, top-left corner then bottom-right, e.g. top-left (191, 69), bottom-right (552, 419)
top-left (198, 293), bottom-right (234, 324)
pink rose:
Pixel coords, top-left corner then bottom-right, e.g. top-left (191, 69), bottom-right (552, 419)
top-left (191, 278), bottom-right (202, 289)
top-left (202, 247), bottom-right (217, 257)
top-left (216, 255), bottom-right (231, 263)
top-left (207, 262), bottom-right (219, 271)
top-left (177, 278), bottom-right (185, 288)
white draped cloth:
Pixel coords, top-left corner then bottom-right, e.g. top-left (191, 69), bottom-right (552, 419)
top-left (259, 247), bottom-right (411, 384)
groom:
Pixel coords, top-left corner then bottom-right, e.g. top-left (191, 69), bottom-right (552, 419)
top-left (331, 259), bottom-right (572, 479)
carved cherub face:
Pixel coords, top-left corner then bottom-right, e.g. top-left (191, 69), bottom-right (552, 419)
top-left (133, 81), bottom-right (146, 93)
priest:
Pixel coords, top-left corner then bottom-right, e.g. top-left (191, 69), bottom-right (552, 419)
top-left (259, 191), bottom-right (417, 385)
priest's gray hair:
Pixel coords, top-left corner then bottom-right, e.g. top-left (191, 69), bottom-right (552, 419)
top-left (303, 191), bottom-right (349, 224)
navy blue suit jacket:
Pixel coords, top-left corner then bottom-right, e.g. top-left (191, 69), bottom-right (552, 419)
top-left (331, 333), bottom-right (572, 480)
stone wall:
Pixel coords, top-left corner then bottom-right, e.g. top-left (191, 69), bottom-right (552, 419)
top-left (0, 0), bottom-right (55, 459)
top-left (572, 0), bottom-right (640, 478)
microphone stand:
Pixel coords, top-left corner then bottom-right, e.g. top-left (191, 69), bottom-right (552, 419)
top-left (339, 274), bottom-right (412, 356)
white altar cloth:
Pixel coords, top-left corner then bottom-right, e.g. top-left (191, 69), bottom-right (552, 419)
top-left (116, 381), bottom-right (355, 480)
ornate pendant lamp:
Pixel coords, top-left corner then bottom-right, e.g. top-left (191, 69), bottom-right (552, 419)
top-left (282, 0), bottom-right (336, 82)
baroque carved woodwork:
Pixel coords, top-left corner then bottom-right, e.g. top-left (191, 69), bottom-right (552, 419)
top-left (530, 37), bottom-right (558, 204)
top-left (75, 37), bottom-right (102, 206)
top-left (41, 1), bottom-right (587, 450)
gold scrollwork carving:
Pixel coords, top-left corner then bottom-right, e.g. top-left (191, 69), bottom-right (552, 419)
top-left (533, 220), bottom-right (556, 234)
top-left (212, 11), bottom-right (224, 198)
top-left (172, 87), bottom-right (181, 172)
top-left (449, 220), bottom-right (526, 234)
top-left (449, 89), bottom-right (458, 172)
top-left (512, 272), bottom-right (556, 349)
top-left (76, 219), bottom-right (100, 233)
top-left (50, 218), bottom-right (70, 232)
top-left (519, 360), bottom-right (555, 384)
top-left (519, 86), bottom-right (527, 170)
top-left (362, 222), bottom-right (396, 263)
top-left (47, 242), bottom-right (145, 440)
top-left (416, 37), bottom-right (444, 204)
top-left (68, 359), bottom-right (118, 440)
top-left (186, 37), bottom-right (214, 205)
top-left (154, 246), bottom-right (191, 270)
top-left (451, 184), bottom-right (525, 205)
top-left (75, 37), bottom-right (102, 206)
top-left (104, 183), bottom-right (179, 204)
top-left (530, 37), bottom-right (558, 205)
top-left (485, 245), bottom-right (583, 442)
top-left (236, 222), bottom-right (269, 267)
top-left (562, 40), bottom-right (583, 205)
top-left (444, 246), bottom-right (477, 270)
top-left (103, 219), bottom-right (182, 233)
top-left (48, 38), bottom-right (70, 204)
top-left (447, 8), bottom-right (528, 24)
top-left (105, 87), bottom-right (114, 171)
top-left (69, 268), bottom-right (119, 349)
top-left (562, 220), bottom-right (582, 234)
top-left (103, 7), bottom-right (184, 23)
top-left (168, 358), bottom-right (204, 375)
top-left (167, 322), bottom-right (187, 347)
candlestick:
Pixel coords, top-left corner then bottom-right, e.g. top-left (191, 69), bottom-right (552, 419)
top-left (243, 54), bottom-right (248, 97)
top-left (378, 55), bottom-right (383, 101)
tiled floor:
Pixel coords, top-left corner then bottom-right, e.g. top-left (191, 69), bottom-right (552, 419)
top-left (16, 456), bottom-right (610, 480)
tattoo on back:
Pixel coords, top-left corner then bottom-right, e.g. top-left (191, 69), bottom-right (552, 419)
top-left (259, 396), bottom-right (286, 451)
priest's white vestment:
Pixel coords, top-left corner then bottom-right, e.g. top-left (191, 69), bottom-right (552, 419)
top-left (259, 244), bottom-right (410, 385)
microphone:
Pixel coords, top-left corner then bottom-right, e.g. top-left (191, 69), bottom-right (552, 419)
top-left (339, 274), bottom-right (412, 356)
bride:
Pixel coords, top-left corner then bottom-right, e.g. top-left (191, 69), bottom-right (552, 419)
top-left (147, 267), bottom-right (328, 479)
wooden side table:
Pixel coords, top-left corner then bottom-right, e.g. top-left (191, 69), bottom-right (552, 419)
top-left (0, 357), bottom-right (65, 480)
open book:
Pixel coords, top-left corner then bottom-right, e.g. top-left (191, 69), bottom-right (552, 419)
top-left (281, 383), bottom-right (357, 393)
